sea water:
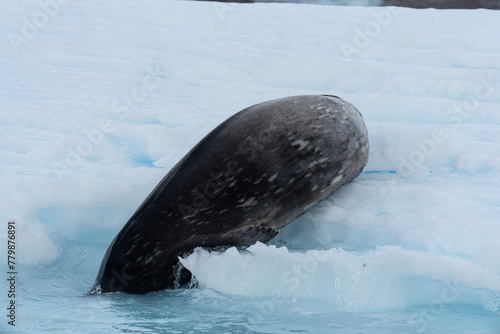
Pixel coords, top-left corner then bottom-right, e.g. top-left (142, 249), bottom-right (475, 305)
top-left (9, 227), bottom-right (500, 334)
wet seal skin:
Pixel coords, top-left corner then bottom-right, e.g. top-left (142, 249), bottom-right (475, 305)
top-left (92, 95), bottom-right (369, 294)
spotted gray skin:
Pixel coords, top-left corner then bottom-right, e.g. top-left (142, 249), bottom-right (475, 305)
top-left (93, 95), bottom-right (369, 294)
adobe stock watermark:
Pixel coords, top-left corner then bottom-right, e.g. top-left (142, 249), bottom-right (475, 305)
top-left (340, 6), bottom-right (402, 60)
top-left (249, 249), bottom-right (334, 325)
top-left (398, 75), bottom-right (496, 177)
top-left (408, 278), bottom-right (461, 332)
top-left (178, 160), bottom-right (242, 225)
top-left (178, 129), bottom-right (277, 225)
top-left (52, 64), bottom-right (164, 181)
top-left (7, 0), bottom-right (70, 54)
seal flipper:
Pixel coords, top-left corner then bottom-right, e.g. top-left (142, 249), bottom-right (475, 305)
top-left (179, 225), bottom-right (279, 251)
top-left (219, 225), bottom-right (279, 247)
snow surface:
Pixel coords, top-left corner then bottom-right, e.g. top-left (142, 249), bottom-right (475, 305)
top-left (1, 0), bottom-right (500, 333)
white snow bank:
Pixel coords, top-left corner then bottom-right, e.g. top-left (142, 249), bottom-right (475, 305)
top-left (181, 242), bottom-right (500, 310)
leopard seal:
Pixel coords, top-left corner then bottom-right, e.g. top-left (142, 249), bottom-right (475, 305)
top-left (92, 95), bottom-right (369, 294)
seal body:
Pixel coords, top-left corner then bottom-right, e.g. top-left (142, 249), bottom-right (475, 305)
top-left (94, 95), bottom-right (369, 294)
